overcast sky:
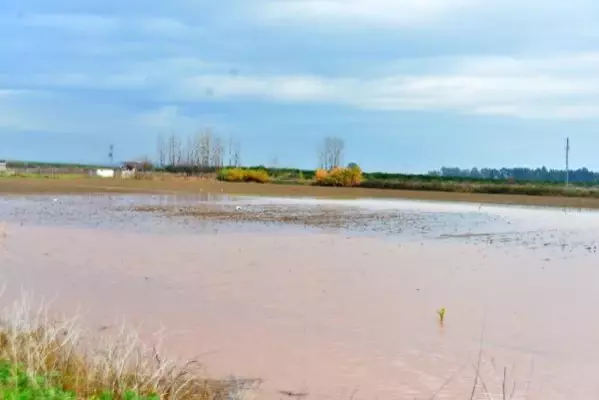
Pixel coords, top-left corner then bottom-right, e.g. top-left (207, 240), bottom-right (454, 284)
top-left (2, 0), bottom-right (599, 172)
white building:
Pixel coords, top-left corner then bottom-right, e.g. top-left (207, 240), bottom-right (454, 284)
top-left (95, 168), bottom-right (115, 178)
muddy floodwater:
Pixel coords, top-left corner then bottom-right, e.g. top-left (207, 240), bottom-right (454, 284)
top-left (2, 194), bottom-right (599, 399)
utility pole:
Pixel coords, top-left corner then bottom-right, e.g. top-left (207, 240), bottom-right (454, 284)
top-left (108, 144), bottom-right (114, 166)
top-left (565, 137), bottom-right (570, 186)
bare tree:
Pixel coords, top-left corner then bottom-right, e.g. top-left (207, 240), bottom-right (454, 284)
top-left (199, 129), bottom-right (212, 167)
top-left (185, 135), bottom-right (195, 165)
top-left (161, 129), bottom-right (233, 170)
top-left (211, 136), bottom-right (224, 168)
top-left (270, 154), bottom-right (279, 168)
top-left (319, 136), bottom-right (345, 169)
top-left (232, 139), bottom-right (241, 167)
top-left (174, 135), bottom-right (183, 166)
top-left (156, 135), bottom-right (166, 167)
top-left (167, 133), bottom-right (178, 166)
top-left (226, 136), bottom-right (241, 167)
top-left (318, 145), bottom-right (327, 169)
top-left (227, 135), bottom-right (234, 166)
top-left (193, 133), bottom-right (202, 166)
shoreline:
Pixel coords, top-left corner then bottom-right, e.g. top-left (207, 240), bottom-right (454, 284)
top-left (3, 177), bottom-right (599, 209)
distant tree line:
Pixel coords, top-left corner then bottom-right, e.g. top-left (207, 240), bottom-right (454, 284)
top-left (430, 167), bottom-right (599, 184)
top-left (155, 130), bottom-right (241, 174)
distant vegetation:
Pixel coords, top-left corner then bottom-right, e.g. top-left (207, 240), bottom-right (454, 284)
top-left (211, 166), bottom-right (599, 197)
top-left (314, 165), bottom-right (363, 187)
top-left (5, 133), bottom-right (599, 198)
top-left (217, 168), bottom-right (270, 183)
top-left (429, 166), bottom-right (599, 185)
top-left (6, 161), bottom-right (110, 170)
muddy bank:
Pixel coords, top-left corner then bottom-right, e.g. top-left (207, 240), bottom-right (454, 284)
top-left (4, 177), bottom-right (599, 209)
top-left (132, 203), bottom-right (432, 234)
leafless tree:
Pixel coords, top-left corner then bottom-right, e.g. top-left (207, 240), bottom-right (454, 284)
top-left (232, 141), bottom-right (241, 167)
top-left (318, 136), bottom-right (345, 170)
top-left (185, 135), bottom-right (195, 165)
top-left (211, 136), bottom-right (224, 168)
top-left (199, 129), bottom-right (212, 167)
top-left (227, 135), bottom-right (234, 166)
top-left (160, 129), bottom-right (234, 170)
top-left (167, 133), bottom-right (179, 166)
top-left (192, 133), bottom-right (202, 166)
top-left (156, 135), bottom-right (166, 167)
top-left (227, 136), bottom-right (241, 167)
top-left (175, 136), bottom-right (183, 166)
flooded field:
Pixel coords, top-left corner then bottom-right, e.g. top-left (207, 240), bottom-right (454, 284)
top-left (1, 193), bottom-right (599, 399)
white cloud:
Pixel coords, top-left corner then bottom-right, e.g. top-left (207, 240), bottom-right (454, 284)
top-left (256, 0), bottom-right (473, 26)
top-left (135, 105), bottom-right (212, 130)
top-left (9, 51), bottom-right (598, 120)
top-left (180, 75), bottom-right (344, 102)
top-left (168, 52), bottom-right (599, 119)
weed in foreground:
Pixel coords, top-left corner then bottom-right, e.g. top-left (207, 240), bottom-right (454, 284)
top-left (0, 295), bottom-right (258, 399)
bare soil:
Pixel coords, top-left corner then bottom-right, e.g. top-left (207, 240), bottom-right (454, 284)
top-left (3, 177), bottom-right (599, 209)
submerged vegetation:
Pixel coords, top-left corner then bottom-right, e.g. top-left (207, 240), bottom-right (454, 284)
top-left (0, 296), bottom-right (255, 400)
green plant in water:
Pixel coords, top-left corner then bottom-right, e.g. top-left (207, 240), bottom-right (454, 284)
top-left (437, 307), bottom-right (446, 325)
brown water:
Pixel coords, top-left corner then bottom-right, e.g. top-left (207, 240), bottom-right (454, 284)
top-left (1, 194), bottom-right (599, 399)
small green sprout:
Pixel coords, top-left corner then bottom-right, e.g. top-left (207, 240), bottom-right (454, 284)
top-left (437, 307), bottom-right (446, 325)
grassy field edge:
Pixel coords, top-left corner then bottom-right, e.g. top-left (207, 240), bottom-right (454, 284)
top-left (3, 176), bottom-right (599, 209)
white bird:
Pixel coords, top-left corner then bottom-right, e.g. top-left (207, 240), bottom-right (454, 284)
top-left (235, 206), bottom-right (243, 211)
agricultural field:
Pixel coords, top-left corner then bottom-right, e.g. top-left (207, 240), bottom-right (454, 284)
top-left (2, 162), bottom-right (599, 399)
top-left (2, 183), bottom-right (599, 399)
top-left (3, 171), bottom-right (599, 209)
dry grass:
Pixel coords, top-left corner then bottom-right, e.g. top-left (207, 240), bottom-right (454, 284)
top-left (0, 294), bottom-right (258, 399)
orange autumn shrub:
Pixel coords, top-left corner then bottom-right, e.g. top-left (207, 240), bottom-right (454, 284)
top-left (314, 164), bottom-right (363, 187)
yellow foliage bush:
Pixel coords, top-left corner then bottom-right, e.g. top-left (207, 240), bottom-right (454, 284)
top-left (315, 169), bottom-right (329, 181)
top-left (217, 168), bottom-right (270, 183)
top-left (244, 169), bottom-right (270, 183)
top-left (314, 164), bottom-right (363, 187)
